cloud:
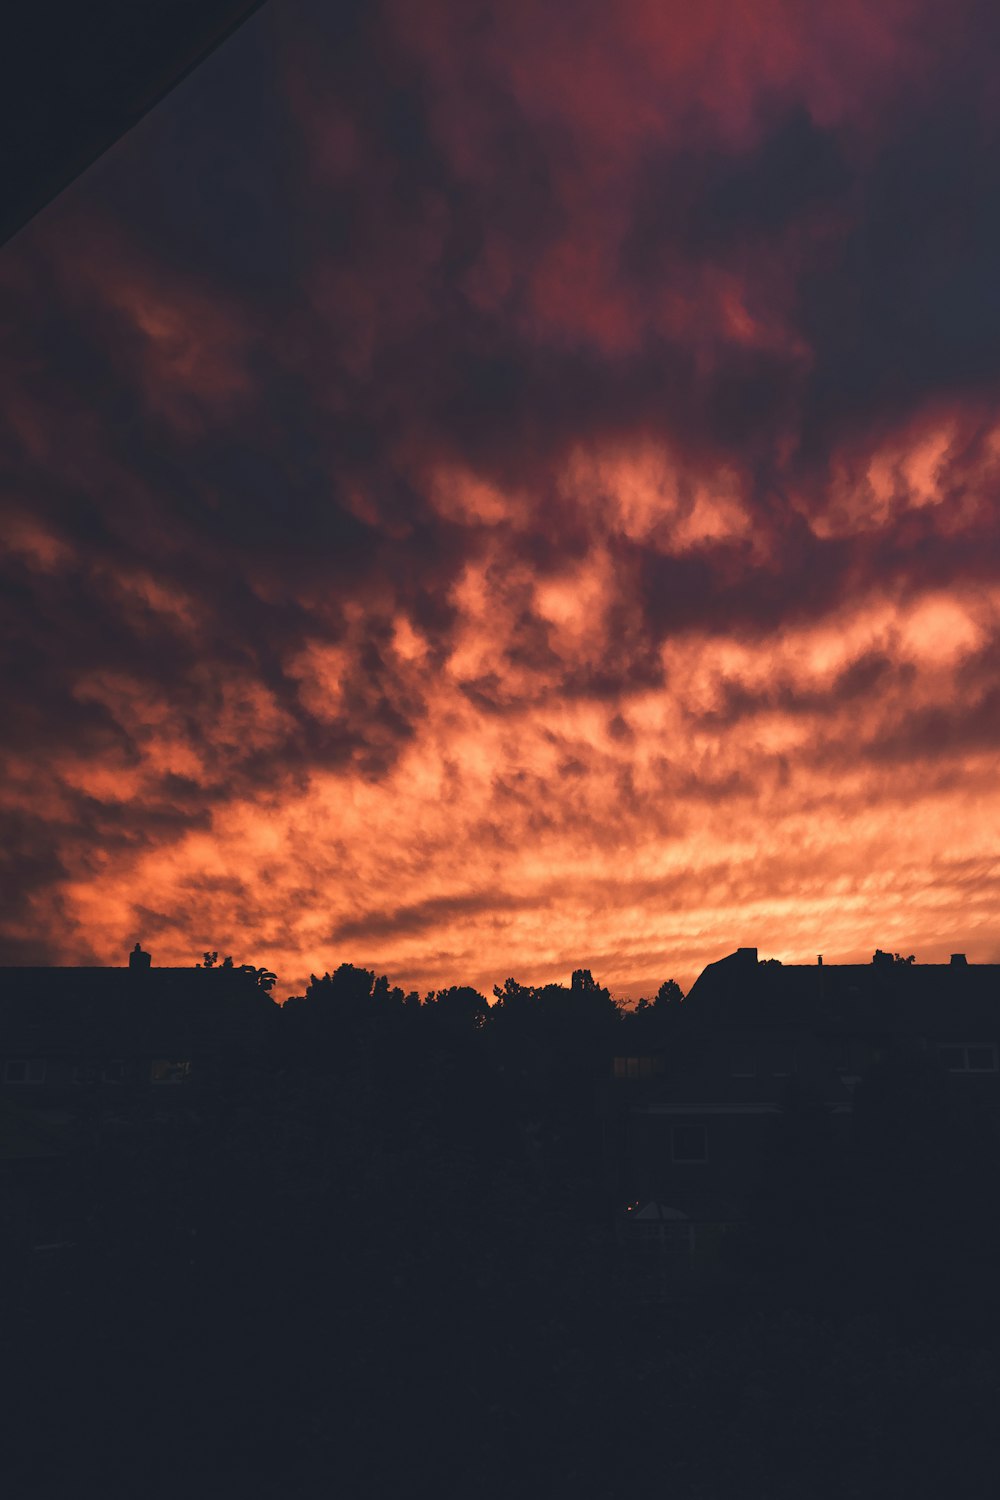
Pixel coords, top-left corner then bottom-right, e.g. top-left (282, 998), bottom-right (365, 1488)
top-left (4, 0), bottom-right (1000, 992)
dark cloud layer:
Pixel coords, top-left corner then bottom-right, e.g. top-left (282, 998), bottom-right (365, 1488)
top-left (4, 0), bottom-right (1000, 992)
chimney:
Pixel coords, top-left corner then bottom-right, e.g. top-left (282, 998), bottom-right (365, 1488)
top-left (736, 947), bottom-right (758, 964)
top-left (950, 953), bottom-right (967, 966)
top-left (818, 955), bottom-right (823, 966)
top-left (129, 942), bottom-right (151, 970)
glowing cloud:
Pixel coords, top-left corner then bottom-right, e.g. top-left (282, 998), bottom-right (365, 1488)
top-left (4, 0), bottom-right (1000, 992)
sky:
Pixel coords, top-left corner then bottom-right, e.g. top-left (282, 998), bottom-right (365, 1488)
top-left (3, 0), bottom-right (1000, 999)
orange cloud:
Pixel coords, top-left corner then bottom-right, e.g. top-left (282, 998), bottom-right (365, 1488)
top-left (5, 0), bottom-right (1000, 995)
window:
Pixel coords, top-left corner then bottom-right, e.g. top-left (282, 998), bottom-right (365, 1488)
top-left (4, 1059), bottom-right (45, 1084)
top-left (939, 1044), bottom-right (998, 1073)
top-left (150, 1059), bottom-right (191, 1085)
top-left (731, 1047), bottom-right (755, 1077)
top-left (612, 1056), bottom-right (661, 1081)
top-left (671, 1124), bottom-right (708, 1163)
top-left (75, 1060), bottom-right (126, 1085)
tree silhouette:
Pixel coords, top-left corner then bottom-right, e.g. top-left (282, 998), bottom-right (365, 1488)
top-left (424, 985), bottom-right (489, 1032)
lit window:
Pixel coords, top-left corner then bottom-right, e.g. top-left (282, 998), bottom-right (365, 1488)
top-left (150, 1059), bottom-right (191, 1084)
top-left (4, 1059), bottom-right (45, 1084)
top-left (671, 1124), bottom-right (708, 1163)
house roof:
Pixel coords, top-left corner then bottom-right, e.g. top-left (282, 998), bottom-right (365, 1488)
top-left (0, 964), bottom-right (276, 1053)
top-left (684, 951), bottom-right (1000, 1038)
top-left (632, 1202), bottom-right (689, 1221)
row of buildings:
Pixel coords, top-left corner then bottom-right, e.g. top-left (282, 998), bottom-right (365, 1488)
top-left (609, 946), bottom-right (1000, 1289)
top-left (0, 944), bottom-right (274, 1106)
top-left (0, 946), bottom-right (276, 1249)
top-left (3, 941), bottom-right (999, 1281)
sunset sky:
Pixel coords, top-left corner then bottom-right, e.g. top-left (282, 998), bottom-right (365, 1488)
top-left (4, 0), bottom-right (1000, 998)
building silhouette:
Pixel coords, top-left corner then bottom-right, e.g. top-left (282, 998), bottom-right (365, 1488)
top-left (0, 944), bottom-right (275, 1107)
top-left (5, 938), bottom-right (1000, 1297)
top-left (617, 946), bottom-right (1000, 1287)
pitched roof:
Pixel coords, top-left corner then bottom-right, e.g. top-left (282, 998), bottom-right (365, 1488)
top-left (684, 951), bottom-right (1000, 1037)
top-left (632, 1202), bottom-right (689, 1221)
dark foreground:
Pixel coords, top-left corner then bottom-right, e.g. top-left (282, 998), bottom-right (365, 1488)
top-left (6, 1027), bottom-right (1000, 1500)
